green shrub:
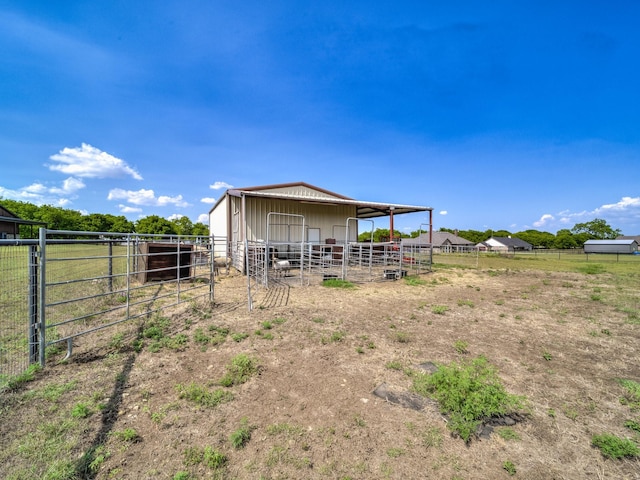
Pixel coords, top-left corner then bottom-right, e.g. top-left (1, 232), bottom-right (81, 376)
top-left (219, 354), bottom-right (257, 387)
top-left (502, 460), bottom-right (517, 475)
top-left (591, 433), bottom-right (639, 459)
top-left (230, 418), bottom-right (253, 449)
top-left (176, 383), bottom-right (234, 407)
top-left (413, 356), bottom-right (526, 443)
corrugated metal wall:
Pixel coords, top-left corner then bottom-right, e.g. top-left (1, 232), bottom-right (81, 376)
top-left (257, 184), bottom-right (344, 200)
top-left (239, 196), bottom-right (358, 243)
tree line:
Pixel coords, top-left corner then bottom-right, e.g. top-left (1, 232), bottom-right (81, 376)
top-left (2, 199), bottom-right (624, 246)
top-left (358, 218), bottom-right (623, 249)
top-left (1, 199), bottom-right (209, 237)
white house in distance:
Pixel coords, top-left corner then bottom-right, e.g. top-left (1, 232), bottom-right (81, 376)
top-left (478, 236), bottom-right (533, 253)
top-left (208, 182), bottom-right (433, 270)
top-left (402, 231), bottom-right (475, 253)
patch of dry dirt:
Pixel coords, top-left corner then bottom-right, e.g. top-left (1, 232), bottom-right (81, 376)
top-left (2, 268), bottom-right (640, 479)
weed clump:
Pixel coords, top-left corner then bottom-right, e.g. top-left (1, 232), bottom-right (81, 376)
top-left (591, 433), bottom-right (639, 459)
top-left (219, 354), bottom-right (258, 387)
top-left (229, 418), bottom-right (254, 449)
top-left (413, 356), bottom-right (526, 443)
top-left (176, 383), bottom-right (233, 408)
top-left (322, 279), bottom-right (356, 289)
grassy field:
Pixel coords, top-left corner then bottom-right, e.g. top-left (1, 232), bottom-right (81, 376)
top-left (1, 253), bottom-right (639, 479)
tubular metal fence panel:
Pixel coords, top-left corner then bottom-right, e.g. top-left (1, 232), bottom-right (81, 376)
top-left (0, 230), bottom-right (218, 381)
top-left (244, 239), bottom-right (433, 310)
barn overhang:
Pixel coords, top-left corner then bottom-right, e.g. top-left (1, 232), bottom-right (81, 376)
top-left (223, 189), bottom-right (432, 219)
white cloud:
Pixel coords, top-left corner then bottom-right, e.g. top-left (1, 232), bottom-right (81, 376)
top-left (107, 188), bottom-right (190, 207)
top-left (596, 196), bottom-right (640, 213)
top-left (0, 177), bottom-right (85, 205)
top-left (201, 197), bottom-right (216, 204)
top-left (197, 213), bottom-right (209, 224)
top-left (439, 210), bottom-right (448, 215)
top-left (533, 214), bottom-right (555, 228)
top-left (48, 143), bottom-right (143, 180)
top-left (49, 177), bottom-right (86, 195)
top-left (209, 181), bottom-right (233, 190)
top-left (118, 204), bottom-right (142, 214)
top-left (534, 196), bottom-right (640, 232)
top-left (167, 214), bottom-right (184, 221)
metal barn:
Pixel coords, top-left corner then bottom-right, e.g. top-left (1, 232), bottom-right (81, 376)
top-left (208, 182), bottom-right (433, 284)
top-left (583, 239), bottom-right (639, 254)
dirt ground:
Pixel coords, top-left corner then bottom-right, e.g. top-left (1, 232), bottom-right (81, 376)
top-left (2, 267), bottom-right (640, 479)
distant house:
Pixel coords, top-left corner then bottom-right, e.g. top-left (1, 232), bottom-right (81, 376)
top-left (402, 231), bottom-right (475, 253)
top-left (477, 236), bottom-right (533, 253)
top-left (617, 235), bottom-right (640, 245)
top-left (584, 239), bottom-right (638, 254)
top-left (0, 203), bottom-right (46, 239)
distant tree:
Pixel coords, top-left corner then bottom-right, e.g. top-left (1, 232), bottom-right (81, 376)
top-left (36, 205), bottom-right (83, 231)
top-left (171, 216), bottom-right (194, 236)
top-left (571, 218), bottom-right (621, 240)
top-left (554, 229), bottom-right (579, 249)
top-left (357, 228), bottom-right (406, 242)
top-left (491, 229), bottom-right (512, 238)
top-left (192, 222), bottom-right (209, 236)
top-left (82, 213), bottom-right (111, 232)
top-left (108, 215), bottom-right (135, 233)
top-left (135, 215), bottom-right (177, 235)
top-left (438, 229), bottom-right (488, 244)
top-left (515, 229), bottom-right (555, 249)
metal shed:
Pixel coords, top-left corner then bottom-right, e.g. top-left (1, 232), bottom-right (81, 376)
top-left (583, 239), bottom-right (639, 254)
top-left (208, 181), bottom-right (433, 272)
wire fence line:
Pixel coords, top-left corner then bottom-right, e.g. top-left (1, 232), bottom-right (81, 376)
top-left (1, 229), bottom-right (221, 381)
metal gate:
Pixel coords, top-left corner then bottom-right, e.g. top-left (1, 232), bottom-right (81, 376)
top-left (0, 229), bottom-right (216, 381)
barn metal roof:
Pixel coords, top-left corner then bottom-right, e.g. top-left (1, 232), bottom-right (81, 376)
top-left (0, 215), bottom-right (47, 226)
top-left (227, 188), bottom-right (432, 219)
top-left (584, 239), bottom-right (638, 245)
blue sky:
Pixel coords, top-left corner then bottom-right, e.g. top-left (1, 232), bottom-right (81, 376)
top-left (1, 1), bottom-right (639, 235)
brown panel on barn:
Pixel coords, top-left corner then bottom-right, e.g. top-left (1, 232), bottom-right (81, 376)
top-left (137, 243), bottom-right (194, 283)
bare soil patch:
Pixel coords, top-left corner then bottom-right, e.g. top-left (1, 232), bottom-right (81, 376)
top-left (2, 268), bottom-right (639, 479)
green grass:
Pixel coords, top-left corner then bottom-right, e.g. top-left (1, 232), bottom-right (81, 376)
top-left (453, 340), bottom-right (469, 354)
top-left (502, 460), bottom-right (517, 475)
top-left (496, 427), bottom-right (520, 441)
top-left (111, 427), bottom-right (140, 443)
top-left (183, 446), bottom-right (227, 470)
top-left (1, 363), bottom-right (41, 391)
top-left (219, 354), bottom-right (258, 387)
top-left (229, 418), bottom-right (253, 449)
top-left (404, 275), bottom-right (427, 286)
top-left (175, 383), bottom-right (234, 408)
top-left (413, 356), bottom-right (527, 443)
top-left (591, 433), bottom-right (640, 459)
top-left (431, 305), bottom-right (449, 315)
top-left (618, 378), bottom-right (640, 410)
top-left (322, 279), bottom-right (356, 288)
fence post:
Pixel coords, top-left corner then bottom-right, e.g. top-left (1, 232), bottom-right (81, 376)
top-left (38, 228), bottom-right (47, 367)
top-left (28, 245), bottom-right (39, 364)
top-left (108, 240), bottom-right (113, 292)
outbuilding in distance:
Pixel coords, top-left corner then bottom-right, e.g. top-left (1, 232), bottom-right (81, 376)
top-left (583, 239), bottom-right (639, 254)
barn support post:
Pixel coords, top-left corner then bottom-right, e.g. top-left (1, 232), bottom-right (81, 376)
top-left (242, 193), bottom-right (253, 311)
top-left (209, 235), bottom-right (215, 303)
